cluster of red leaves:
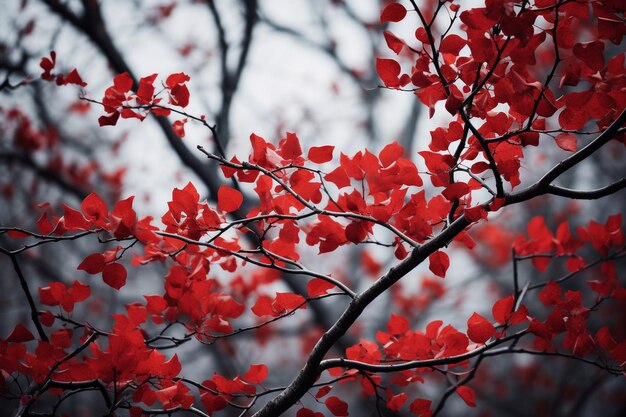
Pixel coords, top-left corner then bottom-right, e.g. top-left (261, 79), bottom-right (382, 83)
top-left (9, 167), bottom-right (620, 415)
top-left (2, 187), bottom-right (274, 412)
top-left (514, 214), bottom-right (624, 278)
top-left (97, 72), bottom-right (190, 128)
top-left (40, 51), bottom-right (87, 87)
top-left (25, 193), bottom-right (158, 291)
top-left (511, 214), bottom-right (626, 359)
top-left (198, 364), bottom-right (268, 414)
top-left (3, 1), bottom-right (625, 416)
top-left (220, 132), bottom-right (480, 270)
top-left (314, 210), bottom-right (625, 415)
top-left (377, 0), bottom-right (626, 193)
top-left (316, 300), bottom-right (525, 415)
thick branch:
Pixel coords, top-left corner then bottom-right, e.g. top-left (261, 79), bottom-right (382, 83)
top-left (251, 214), bottom-right (471, 417)
top-left (546, 178), bottom-right (626, 199)
top-left (252, 109), bottom-right (626, 415)
top-left (506, 109), bottom-right (626, 205)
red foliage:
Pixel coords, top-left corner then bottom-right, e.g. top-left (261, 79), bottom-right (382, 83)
top-left (1, 1), bottom-right (626, 417)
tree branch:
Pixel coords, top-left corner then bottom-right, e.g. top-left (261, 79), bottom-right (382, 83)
top-left (0, 251), bottom-right (49, 342)
top-left (506, 109), bottom-right (626, 205)
top-left (319, 331), bottom-right (525, 373)
top-left (546, 178), bottom-right (626, 199)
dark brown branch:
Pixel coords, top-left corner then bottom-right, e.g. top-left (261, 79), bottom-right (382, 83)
top-left (546, 179), bottom-right (626, 199)
top-left (482, 348), bottom-right (623, 376)
top-left (252, 108), bottom-right (626, 415)
top-left (506, 109), bottom-right (626, 205)
top-left (46, 380), bottom-right (112, 406)
top-left (206, 0), bottom-right (257, 149)
top-left (251, 210), bottom-right (473, 417)
top-left (0, 251), bottom-right (48, 342)
top-left (432, 353), bottom-right (486, 417)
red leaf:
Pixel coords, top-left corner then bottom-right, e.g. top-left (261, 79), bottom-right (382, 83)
top-left (170, 84), bottom-right (190, 107)
top-left (467, 312), bottom-right (495, 343)
top-left (112, 72), bottom-right (132, 92)
top-left (383, 31), bottom-right (404, 55)
top-left (243, 364), bottom-right (268, 384)
top-left (173, 118), bottom-right (188, 138)
top-left (137, 73), bottom-right (158, 103)
top-left (217, 185), bottom-right (243, 213)
top-left (464, 205), bottom-right (488, 222)
top-left (102, 263), bottom-right (127, 290)
top-left (77, 253), bottom-right (106, 274)
top-left (145, 294), bottom-right (168, 313)
top-left (69, 280), bottom-right (90, 302)
top-left (297, 409), bottom-right (324, 417)
top-left (166, 72), bottom-right (191, 107)
top-left (440, 34), bottom-right (466, 55)
top-left (6, 324), bottom-right (34, 343)
top-left (345, 221), bottom-right (368, 243)
top-left (376, 58), bottom-right (402, 88)
top-left (573, 41), bottom-right (605, 72)
top-left (442, 182), bottom-right (470, 201)
top-left (273, 292), bottom-right (306, 313)
top-left (361, 250), bottom-right (382, 276)
top-left (315, 386), bottom-right (332, 399)
top-left (538, 280), bottom-right (562, 306)
top-left (62, 204), bottom-right (91, 231)
top-left (251, 295), bottom-right (275, 317)
top-left (39, 311), bottom-right (55, 327)
top-left (325, 167), bottom-right (351, 189)
top-left (409, 398), bottom-right (432, 416)
top-left (380, 3), bottom-right (407, 23)
top-left (387, 313), bottom-right (409, 335)
top-left (152, 106), bottom-right (171, 117)
top-left (555, 133), bottom-right (577, 152)
top-left (39, 283), bottom-right (63, 306)
top-left (7, 230), bottom-right (29, 238)
top-left (200, 392), bottom-right (228, 414)
top-left (40, 51), bottom-right (56, 80)
top-left (36, 212), bottom-right (54, 235)
top-left (429, 250), bottom-right (450, 278)
top-left (456, 386), bottom-right (476, 407)
top-left (379, 141), bottom-right (404, 167)
top-left (596, 326), bottom-right (617, 351)
top-left (415, 27), bottom-right (429, 44)
top-left (280, 132), bottom-right (303, 161)
top-left (166, 72), bottom-right (190, 88)
top-left (98, 111), bottom-right (120, 127)
top-left (325, 396), bottom-right (349, 416)
top-left (308, 145), bottom-right (334, 163)
top-left (81, 193), bottom-right (108, 224)
top-left (387, 392), bottom-right (407, 411)
top-left (307, 278), bottom-right (335, 297)
top-left (491, 295), bottom-right (529, 325)
top-left (62, 69), bottom-right (88, 87)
